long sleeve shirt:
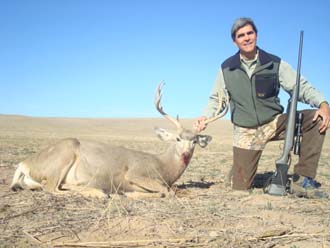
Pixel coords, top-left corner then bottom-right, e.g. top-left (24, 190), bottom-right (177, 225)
top-left (203, 58), bottom-right (327, 119)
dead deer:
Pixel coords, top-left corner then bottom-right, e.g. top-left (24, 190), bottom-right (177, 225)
top-left (10, 83), bottom-right (228, 198)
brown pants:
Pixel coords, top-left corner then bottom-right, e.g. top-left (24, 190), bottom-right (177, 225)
top-left (232, 109), bottom-right (326, 190)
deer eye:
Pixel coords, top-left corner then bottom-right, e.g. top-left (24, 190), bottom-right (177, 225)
top-left (192, 139), bottom-right (197, 144)
top-left (176, 137), bottom-right (181, 142)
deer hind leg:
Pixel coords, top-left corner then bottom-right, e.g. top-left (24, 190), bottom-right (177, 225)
top-left (23, 176), bottom-right (44, 190)
top-left (53, 155), bottom-right (78, 192)
top-left (11, 162), bottom-right (44, 191)
top-left (10, 163), bottom-right (25, 191)
top-left (54, 153), bottom-right (108, 198)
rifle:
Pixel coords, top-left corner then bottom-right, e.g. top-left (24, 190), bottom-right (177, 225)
top-left (266, 31), bottom-right (304, 196)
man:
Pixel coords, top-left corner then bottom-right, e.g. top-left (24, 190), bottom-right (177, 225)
top-left (196, 17), bottom-right (330, 198)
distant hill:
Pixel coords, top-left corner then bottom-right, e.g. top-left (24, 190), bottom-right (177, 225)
top-left (0, 114), bottom-right (233, 141)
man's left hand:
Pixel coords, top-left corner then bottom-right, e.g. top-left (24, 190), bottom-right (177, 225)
top-left (313, 102), bottom-right (330, 133)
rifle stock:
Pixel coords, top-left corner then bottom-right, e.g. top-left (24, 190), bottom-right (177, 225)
top-left (266, 31), bottom-right (304, 196)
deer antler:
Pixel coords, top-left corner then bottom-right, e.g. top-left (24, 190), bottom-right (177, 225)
top-left (203, 90), bottom-right (229, 125)
top-left (154, 82), bottom-right (182, 130)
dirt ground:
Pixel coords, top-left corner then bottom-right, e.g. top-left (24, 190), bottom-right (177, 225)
top-left (1, 115), bottom-right (330, 248)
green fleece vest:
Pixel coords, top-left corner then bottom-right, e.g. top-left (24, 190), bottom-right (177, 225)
top-left (222, 48), bottom-right (284, 127)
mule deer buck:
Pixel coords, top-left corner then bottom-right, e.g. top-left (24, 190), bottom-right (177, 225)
top-left (10, 83), bottom-right (228, 198)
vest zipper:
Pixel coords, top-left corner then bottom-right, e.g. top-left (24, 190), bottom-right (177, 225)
top-left (243, 69), bottom-right (261, 126)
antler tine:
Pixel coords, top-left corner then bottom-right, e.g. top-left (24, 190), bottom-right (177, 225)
top-left (204, 90), bottom-right (229, 125)
top-left (154, 82), bottom-right (182, 130)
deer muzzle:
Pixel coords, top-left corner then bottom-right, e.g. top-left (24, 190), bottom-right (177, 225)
top-left (181, 152), bottom-right (192, 166)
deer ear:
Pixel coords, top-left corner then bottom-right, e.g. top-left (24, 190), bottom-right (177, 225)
top-left (154, 127), bottom-right (174, 141)
top-left (197, 135), bottom-right (212, 148)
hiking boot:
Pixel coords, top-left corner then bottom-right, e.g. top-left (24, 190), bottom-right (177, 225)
top-left (290, 174), bottom-right (329, 199)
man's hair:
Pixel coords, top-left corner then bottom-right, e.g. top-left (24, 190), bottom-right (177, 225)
top-left (231, 17), bottom-right (258, 41)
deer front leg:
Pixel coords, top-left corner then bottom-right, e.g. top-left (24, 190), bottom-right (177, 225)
top-left (59, 184), bottom-right (109, 198)
top-left (123, 191), bottom-right (166, 199)
top-left (124, 174), bottom-right (175, 198)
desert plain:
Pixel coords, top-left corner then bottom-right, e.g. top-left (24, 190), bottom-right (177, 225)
top-left (0, 114), bottom-right (330, 247)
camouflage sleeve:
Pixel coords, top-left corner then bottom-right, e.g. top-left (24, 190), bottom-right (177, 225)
top-left (203, 68), bottom-right (229, 118)
top-left (279, 60), bottom-right (327, 108)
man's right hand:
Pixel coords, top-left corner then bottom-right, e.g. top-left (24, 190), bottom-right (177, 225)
top-left (194, 116), bottom-right (207, 133)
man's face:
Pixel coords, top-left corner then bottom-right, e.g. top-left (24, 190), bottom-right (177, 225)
top-left (233, 24), bottom-right (257, 57)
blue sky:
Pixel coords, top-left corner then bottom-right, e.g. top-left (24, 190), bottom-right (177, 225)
top-left (1, 0), bottom-right (329, 118)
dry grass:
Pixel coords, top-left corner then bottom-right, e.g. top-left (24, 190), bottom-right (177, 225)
top-left (0, 115), bottom-right (330, 247)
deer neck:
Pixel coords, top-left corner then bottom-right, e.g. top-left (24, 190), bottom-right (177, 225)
top-left (158, 144), bottom-right (193, 185)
